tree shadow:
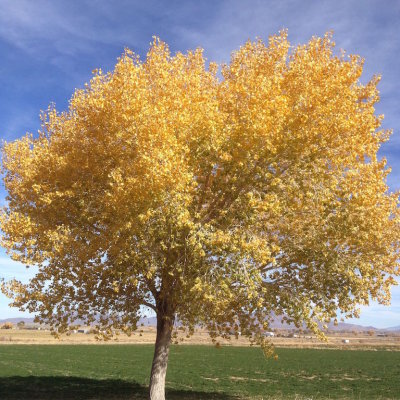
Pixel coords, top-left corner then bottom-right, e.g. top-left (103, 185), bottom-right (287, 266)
top-left (0, 376), bottom-right (239, 400)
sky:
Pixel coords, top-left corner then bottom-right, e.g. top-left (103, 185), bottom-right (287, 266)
top-left (0, 0), bottom-right (399, 328)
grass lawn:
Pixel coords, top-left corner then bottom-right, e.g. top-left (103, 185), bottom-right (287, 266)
top-left (0, 345), bottom-right (399, 399)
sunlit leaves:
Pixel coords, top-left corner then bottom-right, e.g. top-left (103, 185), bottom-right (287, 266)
top-left (1, 32), bottom-right (399, 345)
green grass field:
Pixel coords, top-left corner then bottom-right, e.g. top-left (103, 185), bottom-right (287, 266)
top-left (0, 345), bottom-right (399, 399)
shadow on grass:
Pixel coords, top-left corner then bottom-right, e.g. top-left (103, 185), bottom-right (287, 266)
top-left (0, 376), bottom-right (238, 400)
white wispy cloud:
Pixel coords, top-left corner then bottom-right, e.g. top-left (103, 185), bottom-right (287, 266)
top-left (0, 0), bottom-right (111, 56)
top-left (0, 1), bottom-right (161, 58)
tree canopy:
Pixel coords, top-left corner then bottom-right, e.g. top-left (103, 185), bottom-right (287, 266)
top-left (1, 32), bottom-right (399, 399)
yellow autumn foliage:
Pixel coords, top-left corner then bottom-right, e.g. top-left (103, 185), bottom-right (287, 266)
top-left (1, 33), bottom-right (399, 345)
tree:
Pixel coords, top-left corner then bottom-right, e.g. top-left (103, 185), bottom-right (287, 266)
top-left (1, 322), bottom-right (13, 330)
top-left (17, 320), bottom-right (25, 328)
top-left (1, 32), bottom-right (399, 399)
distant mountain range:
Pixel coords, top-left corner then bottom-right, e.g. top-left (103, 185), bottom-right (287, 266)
top-left (385, 325), bottom-right (400, 332)
top-left (1, 316), bottom-right (399, 332)
top-left (0, 317), bottom-right (36, 324)
top-left (268, 318), bottom-right (379, 332)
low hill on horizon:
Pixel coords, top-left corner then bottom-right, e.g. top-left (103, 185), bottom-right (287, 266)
top-left (385, 325), bottom-right (400, 331)
top-left (0, 317), bottom-right (36, 324)
top-left (1, 316), bottom-right (397, 332)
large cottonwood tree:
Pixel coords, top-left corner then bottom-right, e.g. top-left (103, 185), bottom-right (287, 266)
top-left (1, 33), bottom-right (399, 399)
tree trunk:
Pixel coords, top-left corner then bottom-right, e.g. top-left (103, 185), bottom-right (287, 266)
top-left (148, 313), bottom-right (173, 400)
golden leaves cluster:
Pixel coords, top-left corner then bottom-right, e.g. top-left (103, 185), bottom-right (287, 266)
top-left (1, 33), bottom-right (399, 342)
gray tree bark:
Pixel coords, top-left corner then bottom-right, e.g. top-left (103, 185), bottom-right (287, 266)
top-left (148, 312), bottom-right (173, 400)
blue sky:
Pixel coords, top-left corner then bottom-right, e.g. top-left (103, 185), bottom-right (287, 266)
top-left (0, 0), bottom-right (399, 328)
